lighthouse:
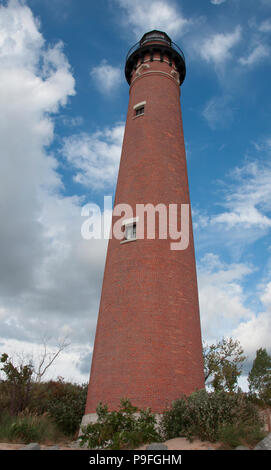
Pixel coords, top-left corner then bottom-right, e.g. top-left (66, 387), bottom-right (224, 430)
top-left (83, 30), bottom-right (205, 423)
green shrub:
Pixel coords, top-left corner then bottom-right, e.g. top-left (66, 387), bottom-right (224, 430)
top-left (0, 411), bottom-right (63, 444)
top-left (218, 422), bottom-right (265, 449)
top-left (0, 374), bottom-right (87, 439)
top-left (47, 378), bottom-right (87, 436)
top-left (0, 380), bottom-right (10, 412)
top-left (218, 424), bottom-right (243, 449)
top-left (0, 353), bottom-right (33, 415)
top-left (79, 398), bottom-right (162, 450)
top-left (160, 389), bottom-right (264, 446)
top-left (9, 418), bottom-right (43, 443)
top-left (159, 395), bottom-right (192, 440)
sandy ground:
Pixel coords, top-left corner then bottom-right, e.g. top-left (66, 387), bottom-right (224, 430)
top-left (140, 438), bottom-right (220, 450)
top-left (0, 438), bottom-right (221, 450)
top-left (0, 442), bottom-right (75, 450)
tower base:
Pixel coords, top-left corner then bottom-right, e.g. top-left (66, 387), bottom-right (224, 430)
top-left (79, 413), bottom-right (98, 436)
top-left (79, 412), bottom-right (163, 436)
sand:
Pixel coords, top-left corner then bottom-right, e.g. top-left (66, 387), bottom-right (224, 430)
top-left (0, 437), bottom-right (221, 450)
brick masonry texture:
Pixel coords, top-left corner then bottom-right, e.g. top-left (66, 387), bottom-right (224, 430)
top-left (85, 52), bottom-right (205, 414)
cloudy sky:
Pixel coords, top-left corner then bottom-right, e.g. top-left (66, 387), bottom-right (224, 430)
top-left (0, 0), bottom-right (270, 387)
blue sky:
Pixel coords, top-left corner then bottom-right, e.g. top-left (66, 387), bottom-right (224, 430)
top-left (0, 0), bottom-right (271, 387)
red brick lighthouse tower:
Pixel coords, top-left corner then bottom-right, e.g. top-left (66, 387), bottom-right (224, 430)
top-left (83, 31), bottom-right (204, 422)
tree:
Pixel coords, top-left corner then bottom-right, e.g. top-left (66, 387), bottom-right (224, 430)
top-left (248, 348), bottom-right (271, 404)
top-left (0, 336), bottom-right (70, 414)
top-left (0, 353), bottom-right (34, 414)
top-left (203, 337), bottom-right (246, 392)
top-left (32, 335), bottom-right (70, 383)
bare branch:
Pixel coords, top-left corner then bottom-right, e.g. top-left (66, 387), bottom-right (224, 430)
top-left (33, 335), bottom-right (71, 382)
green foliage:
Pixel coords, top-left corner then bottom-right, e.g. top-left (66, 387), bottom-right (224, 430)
top-left (160, 389), bottom-right (264, 446)
top-left (1, 341), bottom-right (269, 448)
top-left (0, 350), bottom-right (87, 438)
top-left (0, 411), bottom-right (63, 444)
top-left (203, 338), bottom-right (246, 392)
top-left (0, 353), bottom-right (33, 414)
top-left (8, 417), bottom-right (44, 444)
top-left (218, 422), bottom-right (265, 449)
top-left (79, 398), bottom-right (162, 450)
top-left (248, 348), bottom-right (271, 405)
top-left (46, 378), bottom-right (87, 436)
top-left (0, 371), bottom-right (87, 438)
top-left (218, 424), bottom-right (242, 449)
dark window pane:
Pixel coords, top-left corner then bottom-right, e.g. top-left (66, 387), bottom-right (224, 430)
top-left (136, 106), bottom-right (144, 116)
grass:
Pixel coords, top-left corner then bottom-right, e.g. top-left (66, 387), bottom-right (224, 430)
top-left (0, 411), bottom-right (68, 444)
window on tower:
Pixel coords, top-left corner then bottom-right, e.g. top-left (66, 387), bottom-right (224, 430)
top-left (120, 218), bottom-right (138, 244)
top-left (133, 101), bottom-right (146, 118)
top-left (135, 106), bottom-right (144, 116)
top-left (125, 222), bottom-right (137, 240)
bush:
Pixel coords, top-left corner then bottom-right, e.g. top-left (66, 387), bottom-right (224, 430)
top-left (218, 422), bottom-right (265, 449)
top-left (0, 353), bottom-right (33, 415)
top-left (8, 417), bottom-right (44, 443)
top-left (0, 411), bottom-right (63, 444)
top-left (160, 389), bottom-right (264, 446)
top-left (79, 398), bottom-right (162, 450)
top-left (46, 378), bottom-right (87, 436)
top-left (0, 372), bottom-right (87, 438)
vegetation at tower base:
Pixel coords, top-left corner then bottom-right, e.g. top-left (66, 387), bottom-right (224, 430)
top-left (160, 389), bottom-right (266, 449)
top-left (0, 411), bottom-right (63, 444)
top-left (79, 399), bottom-right (162, 450)
top-left (79, 391), bottom-right (266, 450)
top-left (0, 342), bottom-right (270, 448)
top-left (0, 353), bottom-right (87, 441)
top-left (45, 378), bottom-right (88, 435)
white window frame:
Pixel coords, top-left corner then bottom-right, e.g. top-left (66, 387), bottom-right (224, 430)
top-left (120, 217), bottom-right (138, 244)
top-left (133, 101), bottom-right (146, 117)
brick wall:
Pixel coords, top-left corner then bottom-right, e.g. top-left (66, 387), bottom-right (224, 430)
top-left (85, 51), bottom-right (205, 414)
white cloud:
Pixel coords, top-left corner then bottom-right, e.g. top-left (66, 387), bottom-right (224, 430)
top-left (251, 137), bottom-right (271, 153)
top-left (116, 0), bottom-right (190, 39)
top-left (202, 94), bottom-right (235, 129)
top-left (213, 208), bottom-right (271, 228)
top-left (0, 0), bottom-right (75, 295)
top-left (0, 337), bottom-right (91, 383)
top-left (62, 123), bottom-right (124, 189)
top-left (61, 115), bottom-right (84, 127)
top-left (239, 44), bottom-right (269, 66)
top-left (0, 0), bottom-right (43, 69)
top-left (210, 0), bottom-right (227, 4)
top-left (0, 0), bottom-right (108, 382)
top-left (90, 60), bottom-right (122, 95)
top-left (198, 254), bottom-right (253, 342)
top-left (259, 18), bottom-right (271, 32)
top-left (198, 253), bottom-right (271, 377)
top-left (260, 281), bottom-right (271, 310)
top-left (211, 161), bottom-right (271, 229)
top-left (200, 26), bottom-right (241, 64)
top-left (193, 158), bottom-right (271, 263)
top-left (233, 311), bottom-right (271, 358)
